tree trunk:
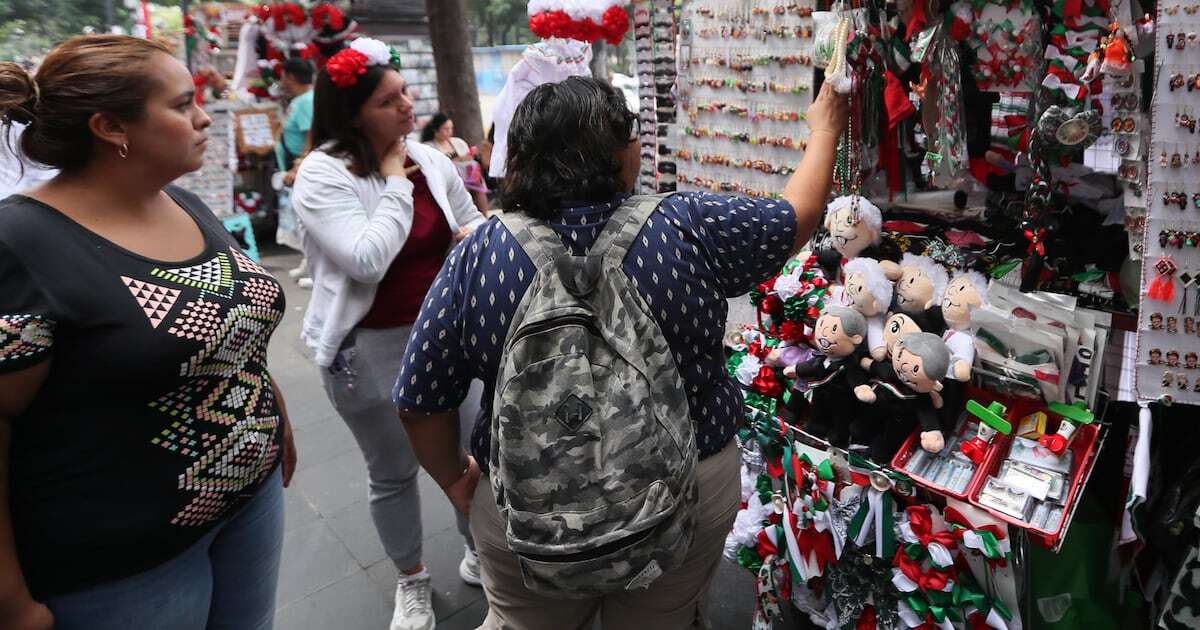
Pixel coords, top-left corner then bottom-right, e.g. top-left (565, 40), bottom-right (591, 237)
top-left (590, 41), bottom-right (608, 81)
top-left (425, 0), bottom-right (484, 146)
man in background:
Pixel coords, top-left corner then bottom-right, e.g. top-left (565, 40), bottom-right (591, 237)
top-left (275, 58), bottom-right (315, 287)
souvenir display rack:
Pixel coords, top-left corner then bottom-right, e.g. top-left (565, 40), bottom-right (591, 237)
top-left (674, 0), bottom-right (817, 198)
top-left (1136, 0), bottom-right (1200, 406)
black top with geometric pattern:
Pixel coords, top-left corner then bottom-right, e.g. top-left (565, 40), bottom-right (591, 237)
top-left (0, 188), bottom-right (285, 598)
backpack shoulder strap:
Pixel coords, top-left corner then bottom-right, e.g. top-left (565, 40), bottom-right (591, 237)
top-left (589, 193), bottom-right (672, 268)
top-left (498, 211), bottom-right (566, 269)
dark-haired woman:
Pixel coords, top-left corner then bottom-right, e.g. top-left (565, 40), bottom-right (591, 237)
top-left (0, 35), bottom-right (295, 630)
top-left (291, 38), bottom-right (486, 630)
top-left (421, 112), bottom-right (490, 214)
top-left (395, 76), bottom-right (847, 628)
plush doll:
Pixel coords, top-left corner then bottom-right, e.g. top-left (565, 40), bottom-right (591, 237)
top-left (936, 271), bottom-right (988, 432)
top-left (817, 196), bottom-right (893, 282)
top-left (834, 258), bottom-right (895, 361)
top-left (856, 332), bottom-right (951, 461)
top-left (783, 306), bottom-right (870, 445)
top-left (940, 270), bottom-right (988, 381)
top-left (861, 310), bottom-right (941, 376)
top-left (893, 253), bottom-right (949, 316)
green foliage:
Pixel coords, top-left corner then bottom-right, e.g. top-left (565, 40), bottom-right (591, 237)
top-left (0, 0), bottom-right (185, 61)
top-left (466, 0), bottom-right (532, 46)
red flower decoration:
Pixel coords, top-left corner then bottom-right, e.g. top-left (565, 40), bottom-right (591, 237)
top-left (779, 320), bottom-right (806, 342)
top-left (311, 3), bottom-right (346, 32)
top-left (761, 294), bottom-right (784, 316)
top-left (752, 365), bottom-right (785, 398)
top-left (601, 5), bottom-right (630, 44)
top-left (326, 48), bottom-right (369, 88)
top-left (529, 7), bottom-right (629, 44)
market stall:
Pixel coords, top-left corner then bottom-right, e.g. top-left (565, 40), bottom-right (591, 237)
top-left (621, 0), bottom-right (1197, 627)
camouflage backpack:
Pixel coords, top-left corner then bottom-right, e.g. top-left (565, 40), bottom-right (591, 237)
top-left (492, 194), bottom-right (697, 597)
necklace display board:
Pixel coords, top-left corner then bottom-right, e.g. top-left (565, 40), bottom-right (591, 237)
top-left (674, 0), bottom-right (817, 198)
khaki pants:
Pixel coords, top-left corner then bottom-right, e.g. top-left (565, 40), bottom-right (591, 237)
top-left (470, 441), bottom-right (740, 630)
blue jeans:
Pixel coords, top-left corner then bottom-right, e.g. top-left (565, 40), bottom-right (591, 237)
top-left (45, 468), bottom-right (285, 630)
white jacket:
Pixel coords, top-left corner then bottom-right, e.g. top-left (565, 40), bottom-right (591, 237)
top-left (293, 140), bottom-right (486, 366)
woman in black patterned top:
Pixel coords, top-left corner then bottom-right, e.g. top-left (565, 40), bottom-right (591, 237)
top-left (0, 36), bottom-right (296, 630)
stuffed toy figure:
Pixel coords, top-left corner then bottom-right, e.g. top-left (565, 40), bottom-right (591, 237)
top-left (783, 306), bottom-right (870, 445)
top-left (817, 196), bottom-right (894, 282)
top-left (940, 270), bottom-right (988, 381)
top-left (834, 258), bottom-right (895, 361)
top-left (855, 331), bottom-right (952, 461)
top-left (893, 253), bottom-right (949, 316)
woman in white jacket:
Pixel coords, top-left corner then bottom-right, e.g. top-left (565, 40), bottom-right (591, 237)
top-left (291, 39), bottom-right (486, 630)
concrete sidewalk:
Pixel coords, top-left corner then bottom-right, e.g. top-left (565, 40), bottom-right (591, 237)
top-left (263, 247), bottom-right (758, 629)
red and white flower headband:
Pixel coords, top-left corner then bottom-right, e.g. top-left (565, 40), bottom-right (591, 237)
top-left (528, 0), bottom-right (631, 45)
top-left (325, 38), bottom-right (401, 88)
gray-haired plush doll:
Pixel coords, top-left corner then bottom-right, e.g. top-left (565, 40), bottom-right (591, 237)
top-left (855, 331), bottom-right (951, 461)
top-left (783, 306), bottom-right (870, 445)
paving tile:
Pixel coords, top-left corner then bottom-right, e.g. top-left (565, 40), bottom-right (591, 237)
top-left (276, 519), bottom-right (361, 608)
top-left (292, 415), bottom-right (359, 471)
top-left (418, 471), bottom-right (461, 541)
top-left (291, 448), bottom-right (368, 517)
top-left (436, 596), bottom-right (489, 630)
top-left (272, 367), bottom-right (337, 430)
top-left (282, 484), bottom-right (321, 535)
top-left (707, 557), bottom-right (757, 629)
top-left (325, 498), bottom-right (389, 569)
top-left (274, 570), bottom-right (392, 630)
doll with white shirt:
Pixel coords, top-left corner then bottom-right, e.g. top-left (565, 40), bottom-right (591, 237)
top-left (940, 270), bottom-right (988, 381)
top-left (835, 257), bottom-right (895, 362)
top-left (893, 253), bottom-right (948, 317)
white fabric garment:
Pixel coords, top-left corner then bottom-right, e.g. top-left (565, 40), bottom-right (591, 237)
top-left (488, 39), bottom-right (592, 179)
top-left (231, 20), bottom-right (262, 97)
top-left (943, 328), bottom-right (976, 379)
top-left (292, 140), bottom-right (486, 366)
top-left (0, 124), bottom-right (56, 199)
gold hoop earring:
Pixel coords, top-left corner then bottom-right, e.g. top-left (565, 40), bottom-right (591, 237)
top-left (119, 143), bottom-right (129, 159)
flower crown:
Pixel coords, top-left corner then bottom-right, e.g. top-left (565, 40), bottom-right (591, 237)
top-left (528, 0), bottom-right (630, 45)
top-left (325, 38), bottom-right (401, 88)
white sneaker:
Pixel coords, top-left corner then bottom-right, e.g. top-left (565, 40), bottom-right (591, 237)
top-left (459, 546), bottom-right (482, 587)
top-left (287, 259), bottom-right (308, 279)
top-left (391, 570), bottom-right (435, 630)
top-left (297, 277), bottom-right (313, 289)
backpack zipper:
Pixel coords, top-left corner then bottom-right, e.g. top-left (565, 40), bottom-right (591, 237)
top-left (510, 314), bottom-right (603, 346)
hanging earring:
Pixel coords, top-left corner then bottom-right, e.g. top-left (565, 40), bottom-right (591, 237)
top-left (1150, 255), bottom-right (1180, 302)
top-left (118, 143), bottom-right (129, 159)
top-left (1162, 147), bottom-right (1170, 166)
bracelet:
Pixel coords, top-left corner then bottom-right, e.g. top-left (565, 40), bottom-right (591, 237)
top-left (683, 125), bottom-right (808, 150)
top-left (686, 100), bottom-right (808, 122)
top-left (675, 150), bottom-right (796, 176)
top-left (678, 173), bottom-right (785, 198)
top-left (688, 76), bottom-right (811, 94)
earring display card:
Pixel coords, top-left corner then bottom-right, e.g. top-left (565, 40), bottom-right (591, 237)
top-left (673, 0), bottom-right (817, 198)
top-left (173, 104), bottom-right (236, 219)
top-left (1136, 0), bottom-right (1200, 406)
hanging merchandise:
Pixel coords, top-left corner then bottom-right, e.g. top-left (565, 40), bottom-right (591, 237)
top-left (675, 0), bottom-right (818, 198)
top-left (231, 2), bottom-right (358, 99)
top-left (634, 0), bottom-right (1198, 626)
